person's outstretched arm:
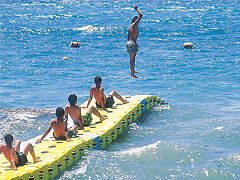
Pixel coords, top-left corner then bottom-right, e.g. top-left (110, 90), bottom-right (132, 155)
top-left (0, 145), bottom-right (3, 154)
top-left (100, 88), bottom-right (107, 110)
top-left (132, 5), bottom-right (143, 27)
top-left (64, 120), bottom-right (71, 142)
top-left (65, 106), bottom-right (69, 120)
top-left (10, 148), bottom-right (17, 170)
top-left (83, 88), bottom-right (94, 108)
top-left (36, 121), bottom-right (53, 143)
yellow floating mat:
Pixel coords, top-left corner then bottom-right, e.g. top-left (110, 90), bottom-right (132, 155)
top-left (0, 95), bottom-right (162, 180)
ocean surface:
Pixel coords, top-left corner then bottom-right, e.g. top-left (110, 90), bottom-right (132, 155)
top-left (0, 0), bottom-right (240, 179)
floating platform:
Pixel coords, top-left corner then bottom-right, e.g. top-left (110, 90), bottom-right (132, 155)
top-left (0, 95), bottom-right (162, 180)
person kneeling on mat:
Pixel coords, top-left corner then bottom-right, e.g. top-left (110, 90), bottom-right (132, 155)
top-left (36, 107), bottom-right (72, 143)
top-left (0, 134), bottom-right (41, 170)
top-left (65, 94), bottom-right (107, 131)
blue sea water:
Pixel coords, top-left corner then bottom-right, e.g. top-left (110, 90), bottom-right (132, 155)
top-left (0, 0), bottom-right (240, 179)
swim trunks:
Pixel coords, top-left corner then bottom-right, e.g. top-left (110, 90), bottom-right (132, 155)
top-left (96, 95), bottom-right (115, 108)
top-left (82, 113), bottom-right (93, 126)
top-left (73, 120), bottom-right (80, 127)
top-left (15, 152), bottom-right (28, 167)
top-left (73, 113), bottom-right (93, 127)
top-left (126, 41), bottom-right (139, 53)
top-left (53, 130), bottom-right (73, 140)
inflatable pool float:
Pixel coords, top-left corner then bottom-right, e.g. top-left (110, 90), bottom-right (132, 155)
top-left (0, 95), bottom-right (163, 180)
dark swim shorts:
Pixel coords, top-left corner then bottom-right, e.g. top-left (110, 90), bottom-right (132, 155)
top-left (96, 95), bottom-right (115, 108)
top-left (73, 113), bottom-right (93, 127)
top-left (53, 130), bottom-right (73, 140)
top-left (126, 41), bottom-right (139, 53)
top-left (15, 151), bottom-right (28, 167)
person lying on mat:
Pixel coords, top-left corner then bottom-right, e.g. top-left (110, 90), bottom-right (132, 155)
top-left (1, 134), bottom-right (41, 170)
top-left (36, 107), bottom-right (72, 143)
top-left (83, 76), bottom-right (128, 111)
top-left (65, 94), bottom-right (107, 131)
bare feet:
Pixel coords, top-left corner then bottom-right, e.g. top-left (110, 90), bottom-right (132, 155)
top-left (130, 74), bottom-right (138, 78)
top-left (33, 158), bottom-right (42, 163)
top-left (134, 70), bottom-right (139, 74)
top-left (100, 116), bottom-right (108, 121)
top-left (123, 100), bottom-right (129, 104)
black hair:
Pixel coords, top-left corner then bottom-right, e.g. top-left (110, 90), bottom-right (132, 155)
top-left (4, 134), bottom-right (13, 145)
top-left (94, 76), bottom-right (102, 89)
top-left (56, 107), bottom-right (64, 118)
top-left (68, 94), bottom-right (77, 107)
top-left (132, 16), bottom-right (138, 23)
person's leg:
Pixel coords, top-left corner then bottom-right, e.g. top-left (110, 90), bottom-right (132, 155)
top-left (87, 106), bottom-right (107, 121)
top-left (110, 90), bottom-right (129, 104)
top-left (14, 140), bottom-right (21, 153)
top-left (22, 143), bottom-right (41, 163)
top-left (70, 125), bottom-right (80, 132)
top-left (133, 52), bottom-right (138, 74)
top-left (129, 52), bottom-right (138, 78)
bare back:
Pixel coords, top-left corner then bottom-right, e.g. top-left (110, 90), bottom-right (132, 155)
top-left (0, 145), bottom-right (18, 164)
top-left (51, 119), bottom-right (67, 138)
top-left (127, 6), bottom-right (143, 42)
top-left (65, 105), bottom-right (82, 123)
top-left (128, 25), bottom-right (139, 42)
top-left (90, 86), bottom-right (106, 106)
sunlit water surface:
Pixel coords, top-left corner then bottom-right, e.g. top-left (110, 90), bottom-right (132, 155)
top-left (0, 0), bottom-right (240, 179)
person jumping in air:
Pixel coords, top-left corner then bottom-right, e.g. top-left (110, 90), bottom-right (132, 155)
top-left (36, 107), bottom-right (72, 143)
top-left (127, 5), bottom-right (143, 78)
top-left (0, 134), bottom-right (41, 170)
top-left (65, 94), bottom-right (107, 130)
top-left (83, 76), bottom-right (129, 111)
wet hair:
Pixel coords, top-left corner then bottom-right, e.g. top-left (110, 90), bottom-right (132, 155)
top-left (56, 107), bottom-right (64, 118)
top-left (132, 16), bottom-right (138, 23)
top-left (4, 134), bottom-right (13, 145)
top-left (94, 76), bottom-right (102, 89)
top-left (68, 94), bottom-right (77, 107)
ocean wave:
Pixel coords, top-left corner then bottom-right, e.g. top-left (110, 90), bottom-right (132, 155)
top-left (212, 126), bottom-right (223, 130)
top-left (0, 108), bottom-right (54, 143)
top-left (73, 25), bottom-right (105, 32)
top-left (115, 140), bottom-right (161, 157)
top-left (0, 108), bottom-right (53, 121)
top-left (153, 104), bottom-right (171, 111)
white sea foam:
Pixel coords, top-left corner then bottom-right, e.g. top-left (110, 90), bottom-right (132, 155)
top-left (13, 113), bottom-right (37, 121)
top-left (62, 0), bottom-right (78, 5)
top-left (73, 25), bottom-right (105, 32)
top-left (116, 140), bottom-right (161, 157)
top-left (233, 156), bottom-right (240, 162)
top-left (204, 169), bottom-right (209, 176)
top-left (122, 7), bottom-right (131, 10)
top-left (154, 104), bottom-right (171, 111)
top-left (213, 126), bottom-right (223, 130)
top-left (61, 164), bottom-right (87, 179)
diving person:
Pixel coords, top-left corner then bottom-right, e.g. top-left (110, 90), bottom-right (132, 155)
top-left (127, 5), bottom-right (143, 78)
